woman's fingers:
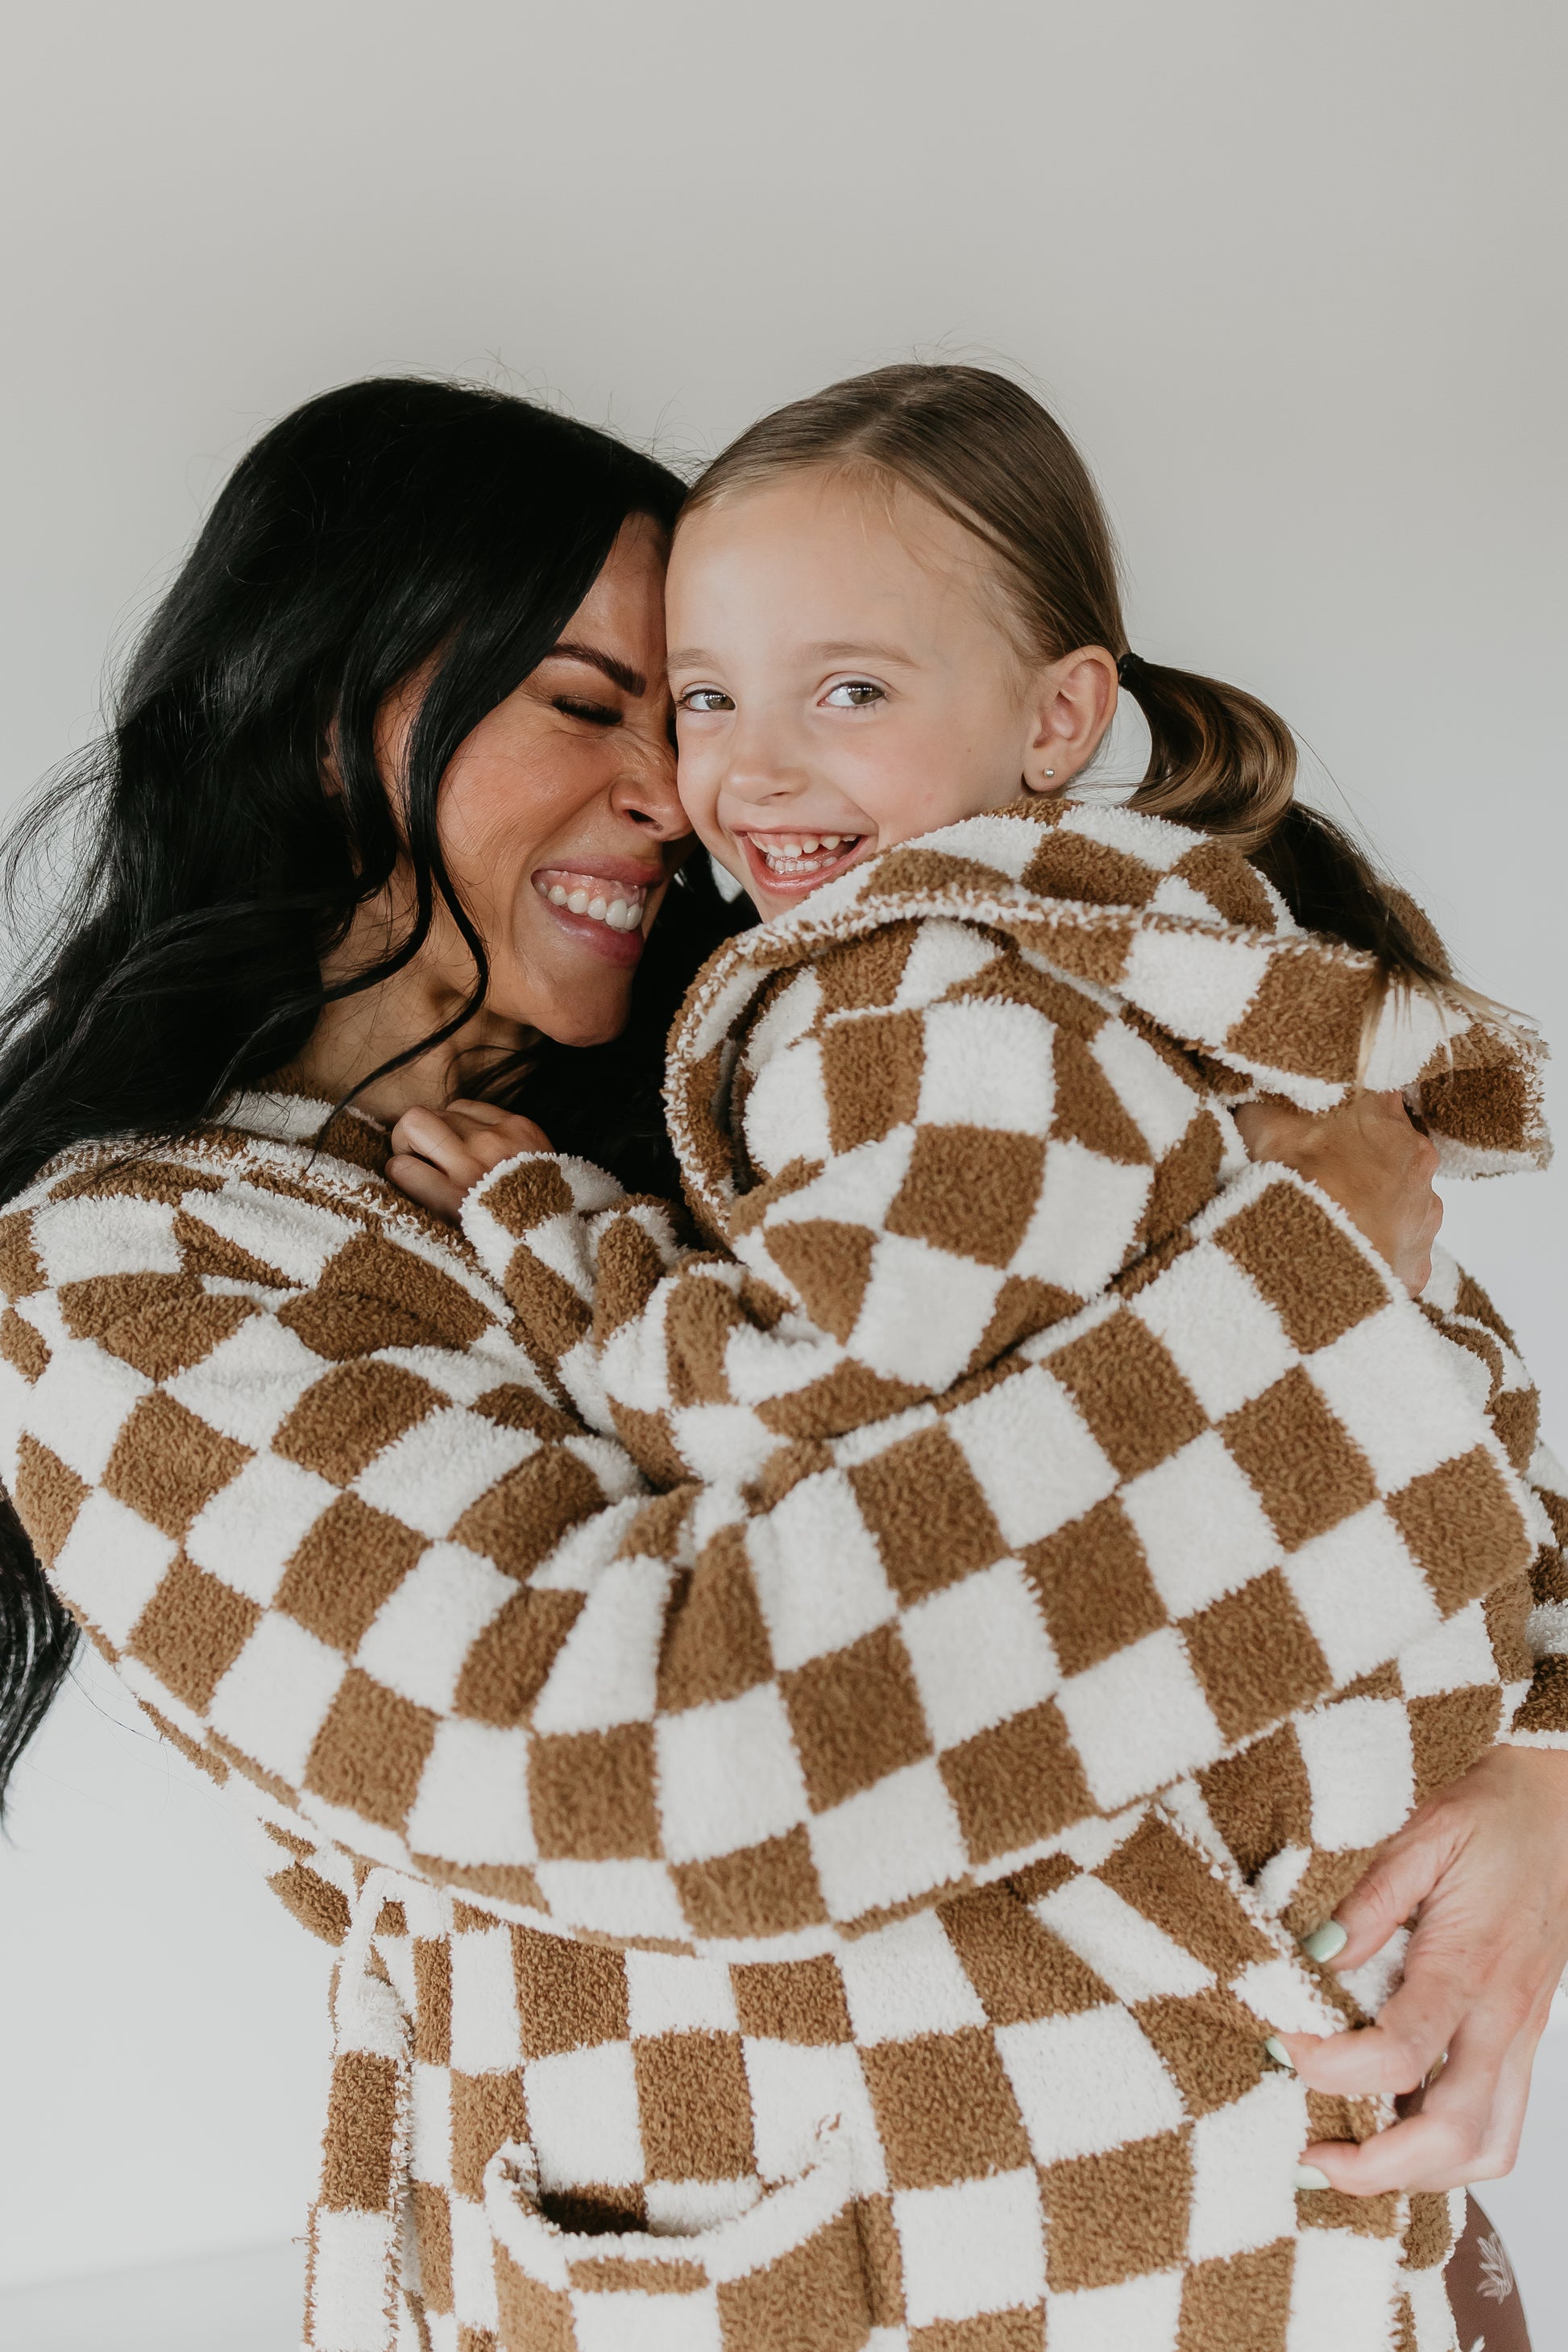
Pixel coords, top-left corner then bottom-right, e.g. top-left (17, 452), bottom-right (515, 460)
top-left (386, 1102), bottom-right (550, 1220)
top-left (1301, 2007), bottom-right (1538, 2193)
top-left (444, 1101), bottom-right (554, 1157)
top-left (387, 1151), bottom-right (465, 1221)
top-left (1282, 1752), bottom-right (1568, 2192)
top-left (389, 1105), bottom-right (473, 1177)
top-left (1283, 1950), bottom-right (1470, 2101)
top-left (1328, 1816), bottom-right (1458, 1972)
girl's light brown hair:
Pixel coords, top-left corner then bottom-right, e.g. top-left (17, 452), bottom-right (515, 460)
top-left (684, 362), bottom-right (1453, 993)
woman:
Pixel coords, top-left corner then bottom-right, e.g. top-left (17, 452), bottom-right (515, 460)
top-left (0, 377), bottom-right (1559, 2351)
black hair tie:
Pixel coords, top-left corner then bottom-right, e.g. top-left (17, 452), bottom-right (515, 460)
top-left (1117, 651), bottom-right (1142, 686)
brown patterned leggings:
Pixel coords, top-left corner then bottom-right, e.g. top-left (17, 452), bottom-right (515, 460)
top-left (1449, 2199), bottom-right (1531, 2350)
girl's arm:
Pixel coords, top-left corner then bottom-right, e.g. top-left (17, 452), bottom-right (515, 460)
top-left (459, 937), bottom-right (1246, 1474)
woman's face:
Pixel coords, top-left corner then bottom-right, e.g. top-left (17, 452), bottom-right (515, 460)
top-left (432, 511), bottom-right (687, 1049)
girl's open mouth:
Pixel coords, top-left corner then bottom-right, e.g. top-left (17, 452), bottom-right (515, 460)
top-left (737, 830), bottom-right (869, 898)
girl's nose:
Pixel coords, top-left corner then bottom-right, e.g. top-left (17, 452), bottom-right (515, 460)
top-left (719, 719), bottom-right (808, 807)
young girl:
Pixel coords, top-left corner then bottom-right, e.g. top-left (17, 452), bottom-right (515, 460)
top-left (396, 366), bottom-right (1562, 2351)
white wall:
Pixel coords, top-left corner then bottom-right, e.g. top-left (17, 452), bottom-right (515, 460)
top-left (1, 0), bottom-right (1563, 2291)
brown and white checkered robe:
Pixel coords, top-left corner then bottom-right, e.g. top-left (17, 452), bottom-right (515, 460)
top-left (0, 799), bottom-right (1561, 2352)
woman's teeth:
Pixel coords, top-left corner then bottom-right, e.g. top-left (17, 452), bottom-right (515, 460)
top-left (755, 834), bottom-right (860, 877)
top-left (535, 870), bottom-right (647, 931)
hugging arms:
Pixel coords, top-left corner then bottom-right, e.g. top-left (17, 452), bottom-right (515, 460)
top-left (2, 368), bottom-right (1562, 2352)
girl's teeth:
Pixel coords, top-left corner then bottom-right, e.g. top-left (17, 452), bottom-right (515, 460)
top-left (757, 835), bottom-right (860, 876)
top-left (567, 890), bottom-right (590, 914)
top-left (549, 885), bottom-right (567, 905)
top-left (588, 896), bottom-right (607, 920)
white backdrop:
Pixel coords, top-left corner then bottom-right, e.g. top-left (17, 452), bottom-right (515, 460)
top-left (1, 0), bottom-right (1564, 2297)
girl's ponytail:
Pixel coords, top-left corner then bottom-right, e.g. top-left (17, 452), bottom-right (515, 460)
top-left (1116, 650), bottom-right (1454, 993)
top-left (686, 361), bottom-right (1464, 996)
top-left (1118, 651), bottom-right (1296, 850)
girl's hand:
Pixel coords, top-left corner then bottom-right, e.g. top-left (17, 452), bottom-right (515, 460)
top-left (388, 1098), bottom-right (551, 1222)
top-left (1280, 1746), bottom-right (1568, 2191)
top-left (1234, 1089), bottom-right (1442, 1296)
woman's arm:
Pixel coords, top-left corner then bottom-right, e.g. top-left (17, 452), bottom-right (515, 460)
top-left (1, 1117), bottom-right (1533, 1954)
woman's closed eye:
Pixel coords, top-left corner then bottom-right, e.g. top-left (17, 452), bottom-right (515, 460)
top-left (677, 686), bottom-right (734, 714)
top-left (552, 695), bottom-right (622, 727)
top-left (822, 678), bottom-right (886, 708)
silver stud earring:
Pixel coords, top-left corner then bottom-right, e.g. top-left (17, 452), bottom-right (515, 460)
top-left (1044, 769), bottom-right (1056, 778)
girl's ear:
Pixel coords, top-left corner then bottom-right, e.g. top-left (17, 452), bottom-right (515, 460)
top-left (1020, 645), bottom-right (1119, 794)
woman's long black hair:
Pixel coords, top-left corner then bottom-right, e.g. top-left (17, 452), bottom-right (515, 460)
top-left (0, 376), bottom-right (741, 1809)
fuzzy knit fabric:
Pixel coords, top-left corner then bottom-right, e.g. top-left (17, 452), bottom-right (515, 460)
top-left (0, 797), bottom-right (1562, 2352)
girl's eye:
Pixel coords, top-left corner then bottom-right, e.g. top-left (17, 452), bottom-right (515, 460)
top-left (823, 680), bottom-right (885, 709)
top-left (678, 687), bottom-right (734, 714)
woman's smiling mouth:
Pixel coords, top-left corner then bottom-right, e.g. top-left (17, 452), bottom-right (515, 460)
top-left (533, 865), bottom-right (657, 962)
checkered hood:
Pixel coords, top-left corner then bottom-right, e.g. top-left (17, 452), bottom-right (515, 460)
top-left (0, 800), bottom-right (1560, 2351)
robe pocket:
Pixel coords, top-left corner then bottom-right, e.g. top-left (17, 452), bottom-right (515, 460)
top-left (483, 2126), bottom-right (876, 2351)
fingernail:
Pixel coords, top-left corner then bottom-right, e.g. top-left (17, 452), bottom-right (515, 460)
top-left (1263, 2035), bottom-right (1295, 2071)
top-left (1294, 2164), bottom-right (1332, 2192)
top-left (1300, 1920), bottom-right (1348, 1964)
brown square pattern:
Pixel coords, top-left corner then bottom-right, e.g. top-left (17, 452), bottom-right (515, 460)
top-left (1214, 1184), bottom-right (1388, 1357)
top-left (886, 1126), bottom-right (1046, 1269)
top-left (304, 1667), bottom-right (436, 1831)
top-left (672, 1828), bottom-right (829, 1942)
top-left (731, 1954), bottom-right (852, 2045)
top-left (1221, 1367), bottom-right (1376, 1552)
top-left (657, 1527), bottom-right (776, 1712)
top-left (127, 1553), bottom-right (259, 1711)
top-left (1181, 1570), bottom-right (1332, 1744)
top-left (848, 1425), bottom-right (1006, 1604)
top-left (939, 1886), bottom-right (1110, 2025)
top-left (103, 1392), bottom-right (251, 1538)
top-left (1020, 1497), bottom-right (1167, 1676)
top-left (1044, 1313), bottom-right (1206, 1482)
top-left (633, 2031), bottom-right (756, 2181)
top-left (276, 1492), bottom-right (425, 1653)
top-left (782, 1625), bottom-right (932, 1811)
top-left (1386, 1447), bottom-right (1532, 1615)
top-left (511, 1927), bottom-right (628, 2060)
top-left (528, 1723), bottom-right (661, 1860)
top-left (716, 2205), bottom-right (873, 2352)
top-left (861, 2028), bottom-right (1031, 2191)
top-left (1039, 2129), bottom-right (1193, 2291)
top-left (940, 1701), bottom-right (1094, 1864)
top-left (274, 1359), bottom-right (442, 1487)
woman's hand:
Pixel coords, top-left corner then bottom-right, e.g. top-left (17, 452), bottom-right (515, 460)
top-left (388, 1098), bottom-right (551, 1221)
top-left (1280, 1746), bottom-right (1568, 2191)
top-left (1234, 1089), bottom-right (1442, 1296)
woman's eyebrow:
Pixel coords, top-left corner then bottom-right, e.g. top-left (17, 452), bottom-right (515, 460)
top-left (548, 640), bottom-right (646, 697)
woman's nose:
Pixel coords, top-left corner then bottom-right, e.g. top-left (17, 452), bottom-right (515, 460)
top-left (610, 739), bottom-right (687, 840)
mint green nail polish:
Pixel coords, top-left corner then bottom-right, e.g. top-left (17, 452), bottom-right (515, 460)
top-left (1294, 2164), bottom-right (1332, 2192)
top-left (1263, 2035), bottom-right (1294, 2071)
top-left (1300, 1920), bottom-right (1348, 1964)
